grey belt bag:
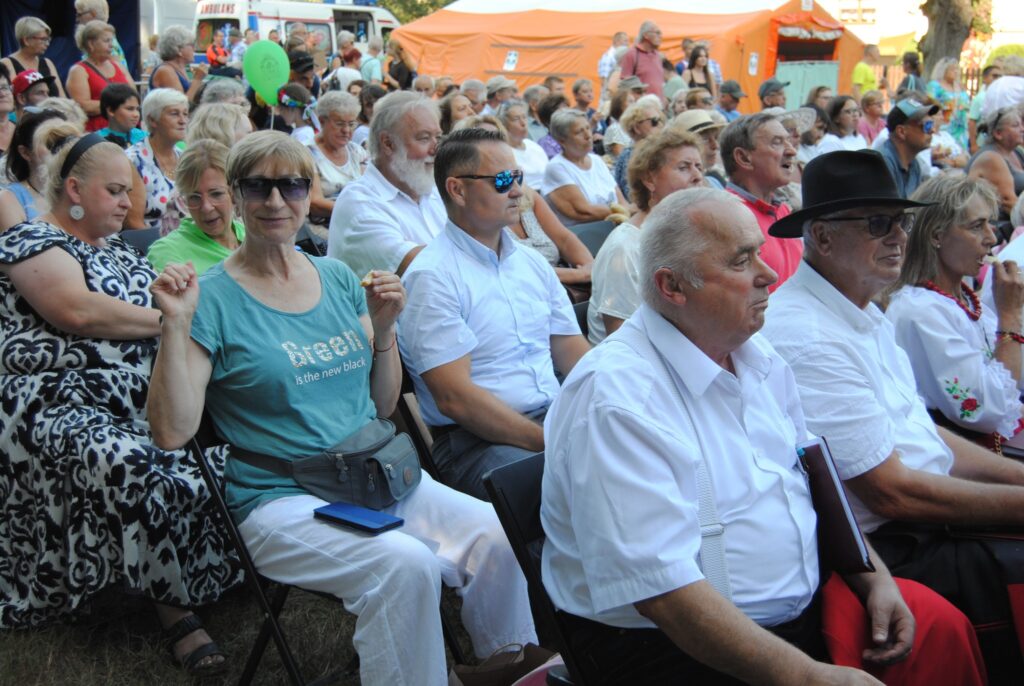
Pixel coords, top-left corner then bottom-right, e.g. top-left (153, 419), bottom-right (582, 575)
top-left (230, 418), bottom-right (422, 510)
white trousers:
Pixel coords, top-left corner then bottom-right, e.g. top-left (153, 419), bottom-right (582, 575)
top-left (237, 472), bottom-right (537, 686)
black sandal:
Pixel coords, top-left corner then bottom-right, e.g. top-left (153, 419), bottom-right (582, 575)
top-left (164, 613), bottom-right (228, 677)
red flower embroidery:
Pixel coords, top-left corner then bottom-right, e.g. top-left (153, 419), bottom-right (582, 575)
top-left (961, 398), bottom-right (978, 412)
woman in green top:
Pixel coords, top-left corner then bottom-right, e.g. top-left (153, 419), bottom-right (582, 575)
top-left (146, 139), bottom-right (244, 274)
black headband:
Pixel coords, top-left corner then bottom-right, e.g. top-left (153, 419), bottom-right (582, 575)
top-left (59, 132), bottom-right (106, 180)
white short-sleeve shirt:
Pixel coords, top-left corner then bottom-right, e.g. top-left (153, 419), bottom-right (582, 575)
top-left (762, 262), bottom-right (955, 533)
top-left (886, 285), bottom-right (1021, 438)
top-left (514, 139), bottom-right (550, 191)
top-left (327, 162), bottom-right (446, 277)
top-left (398, 221), bottom-right (581, 427)
top-left (817, 132), bottom-right (869, 154)
top-left (542, 153), bottom-right (618, 227)
top-left (587, 221), bottom-right (642, 345)
top-left (542, 305), bottom-right (819, 628)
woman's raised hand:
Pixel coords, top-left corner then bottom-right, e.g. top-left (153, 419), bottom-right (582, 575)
top-left (150, 262), bottom-right (199, 322)
top-left (362, 270), bottom-right (405, 334)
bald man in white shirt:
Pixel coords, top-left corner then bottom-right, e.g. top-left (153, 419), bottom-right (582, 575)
top-left (542, 186), bottom-right (983, 686)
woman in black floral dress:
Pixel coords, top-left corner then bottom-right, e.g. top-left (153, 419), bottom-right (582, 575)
top-left (0, 132), bottom-right (241, 675)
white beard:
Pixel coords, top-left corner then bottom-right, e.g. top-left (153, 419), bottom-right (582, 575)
top-left (390, 143), bottom-right (435, 197)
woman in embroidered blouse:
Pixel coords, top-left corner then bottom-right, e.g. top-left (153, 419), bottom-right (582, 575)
top-left (126, 88), bottom-right (188, 232)
top-left (886, 175), bottom-right (1024, 444)
top-left (65, 21), bottom-right (134, 132)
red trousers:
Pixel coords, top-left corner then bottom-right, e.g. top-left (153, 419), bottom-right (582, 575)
top-left (823, 575), bottom-right (987, 685)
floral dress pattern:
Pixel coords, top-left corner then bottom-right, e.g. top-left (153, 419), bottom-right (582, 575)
top-left (0, 222), bottom-right (241, 627)
top-left (926, 80), bottom-right (970, 152)
top-left (126, 137), bottom-right (185, 234)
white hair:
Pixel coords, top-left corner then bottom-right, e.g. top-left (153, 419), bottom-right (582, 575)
top-left (639, 187), bottom-right (746, 308)
top-left (369, 91), bottom-right (439, 159)
top-left (158, 25), bottom-right (194, 61)
top-left (142, 88), bottom-right (188, 129)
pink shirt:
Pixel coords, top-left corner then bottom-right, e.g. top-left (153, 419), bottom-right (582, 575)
top-left (727, 184), bottom-right (802, 292)
top-left (619, 45), bottom-right (664, 98)
top-left (856, 117), bottom-right (887, 146)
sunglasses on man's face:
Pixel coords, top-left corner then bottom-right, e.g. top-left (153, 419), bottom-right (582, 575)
top-left (236, 177), bottom-right (311, 202)
top-left (825, 212), bottom-right (915, 238)
top-left (455, 169), bottom-right (524, 193)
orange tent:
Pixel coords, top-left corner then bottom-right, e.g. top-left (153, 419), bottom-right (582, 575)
top-left (392, 0), bottom-right (865, 113)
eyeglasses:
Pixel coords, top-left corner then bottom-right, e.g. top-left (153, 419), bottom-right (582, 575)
top-left (841, 107), bottom-right (862, 116)
top-left (825, 213), bottom-right (915, 238)
top-left (236, 177), bottom-right (311, 201)
top-left (455, 169), bottom-right (524, 193)
top-left (904, 118), bottom-right (935, 134)
top-left (327, 117), bottom-right (359, 130)
top-left (185, 188), bottom-right (232, 209)
top-left (28, 35), bottom-right (51, 43)
top-left (643, 116), bottom-right (664, 127)
top-left (700, 98), bottom-right (714, 105)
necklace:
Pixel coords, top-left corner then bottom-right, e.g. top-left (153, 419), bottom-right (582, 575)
top-left (920, 280), bottom-right (981, 321)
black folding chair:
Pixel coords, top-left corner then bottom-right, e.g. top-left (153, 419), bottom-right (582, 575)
top-left (482, 453), bottom-right (584, 685)
top-left (185, 418), bottom-right (465, 685)
top-left (573, 300), bottom-right (589, 340)
top-left (119, 227), bottom-right (162, 254)
top-left (569, 220), bottom-right (615, 258)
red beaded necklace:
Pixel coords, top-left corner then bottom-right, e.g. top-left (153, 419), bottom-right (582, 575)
top-left (920, 280), bottom-right (981, 321)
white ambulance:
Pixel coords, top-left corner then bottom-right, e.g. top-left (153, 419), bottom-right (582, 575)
top-left (192, 0), bottom-right (400, 65)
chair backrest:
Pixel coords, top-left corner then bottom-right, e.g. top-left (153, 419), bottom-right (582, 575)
top-left (483, 453), bottom-right (586, 684)
top-left (119, 227), bottom-right (162, 253)
top-left (573, 300), bottom-right (589, 340)
top-left (569, 220), bottom-right (615, 257)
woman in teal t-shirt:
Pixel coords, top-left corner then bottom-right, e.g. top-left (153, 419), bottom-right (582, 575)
top-left (147, 139), bottom-right (244, 274)
top-left (147, 131), bottom-right (535, 685)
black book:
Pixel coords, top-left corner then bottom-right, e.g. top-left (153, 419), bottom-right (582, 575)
top-left (797, 437), bottom-right (875, 575)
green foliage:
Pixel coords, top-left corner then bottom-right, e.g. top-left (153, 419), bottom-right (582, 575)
top-left (985, 44), bottom-right (1024, 67)
top-left (971, 0), bottom-right (993, 35)
top-left (380, 0), bottom-right (452, 25)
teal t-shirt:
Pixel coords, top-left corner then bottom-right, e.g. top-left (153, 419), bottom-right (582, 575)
top-left (190, 255), bottom-right (375, 522)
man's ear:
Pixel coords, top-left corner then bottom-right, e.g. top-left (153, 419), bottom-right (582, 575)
top-left (445, 177), bottom-right (467, 208)
top-left (733, 146), bottom-right (754, 172)
top-left (808, 219), bottom-right (834, 256)
top-left (653, 267), bottom-right (687, 307)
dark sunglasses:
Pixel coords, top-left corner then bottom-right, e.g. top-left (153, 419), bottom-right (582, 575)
top-left (905, 119), bottom-right (936, 134)
top-left (826, 213), bottom-right (915, 238)
top-left (236, 177), bottom-right (311, 201)
top-left (455, 169), bottom-right (524, 193)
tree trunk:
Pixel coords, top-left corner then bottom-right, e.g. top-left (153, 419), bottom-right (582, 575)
top-left (919, 0), bottom-right (973, 78)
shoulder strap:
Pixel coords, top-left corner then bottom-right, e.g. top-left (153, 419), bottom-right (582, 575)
top-left (613, 323), bottom-right (733, 601)
top-left (8, 56), bottom-right (25, 73)
top-left (80, 60), bottom-right (110, 84)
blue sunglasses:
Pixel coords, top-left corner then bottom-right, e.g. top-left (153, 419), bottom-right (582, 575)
top-left (455, 169), bottom-right (524, 193)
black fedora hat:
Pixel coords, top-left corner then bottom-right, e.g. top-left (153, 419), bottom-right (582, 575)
top-left (768, 150), bottom-right (931, 238)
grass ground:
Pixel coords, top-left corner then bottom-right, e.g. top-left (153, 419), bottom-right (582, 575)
top-left (0, 586), bottom-right (471, 685)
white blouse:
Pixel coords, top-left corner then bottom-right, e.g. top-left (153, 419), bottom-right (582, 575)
top-left (886, 285), bottom-right (1021, 438)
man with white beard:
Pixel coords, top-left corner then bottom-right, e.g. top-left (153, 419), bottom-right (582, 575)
top-left (328, 92), bottom-right (446, 277)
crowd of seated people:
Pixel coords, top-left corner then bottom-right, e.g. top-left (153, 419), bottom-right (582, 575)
top-left (3, 10), bottom-right (1024, 686)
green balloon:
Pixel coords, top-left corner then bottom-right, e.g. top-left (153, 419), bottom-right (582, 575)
top-left (243, 40), bottom-right (290, 105)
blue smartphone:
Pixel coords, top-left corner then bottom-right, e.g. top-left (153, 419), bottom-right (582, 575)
top-left (314, 502), bottom-right (404, 535)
